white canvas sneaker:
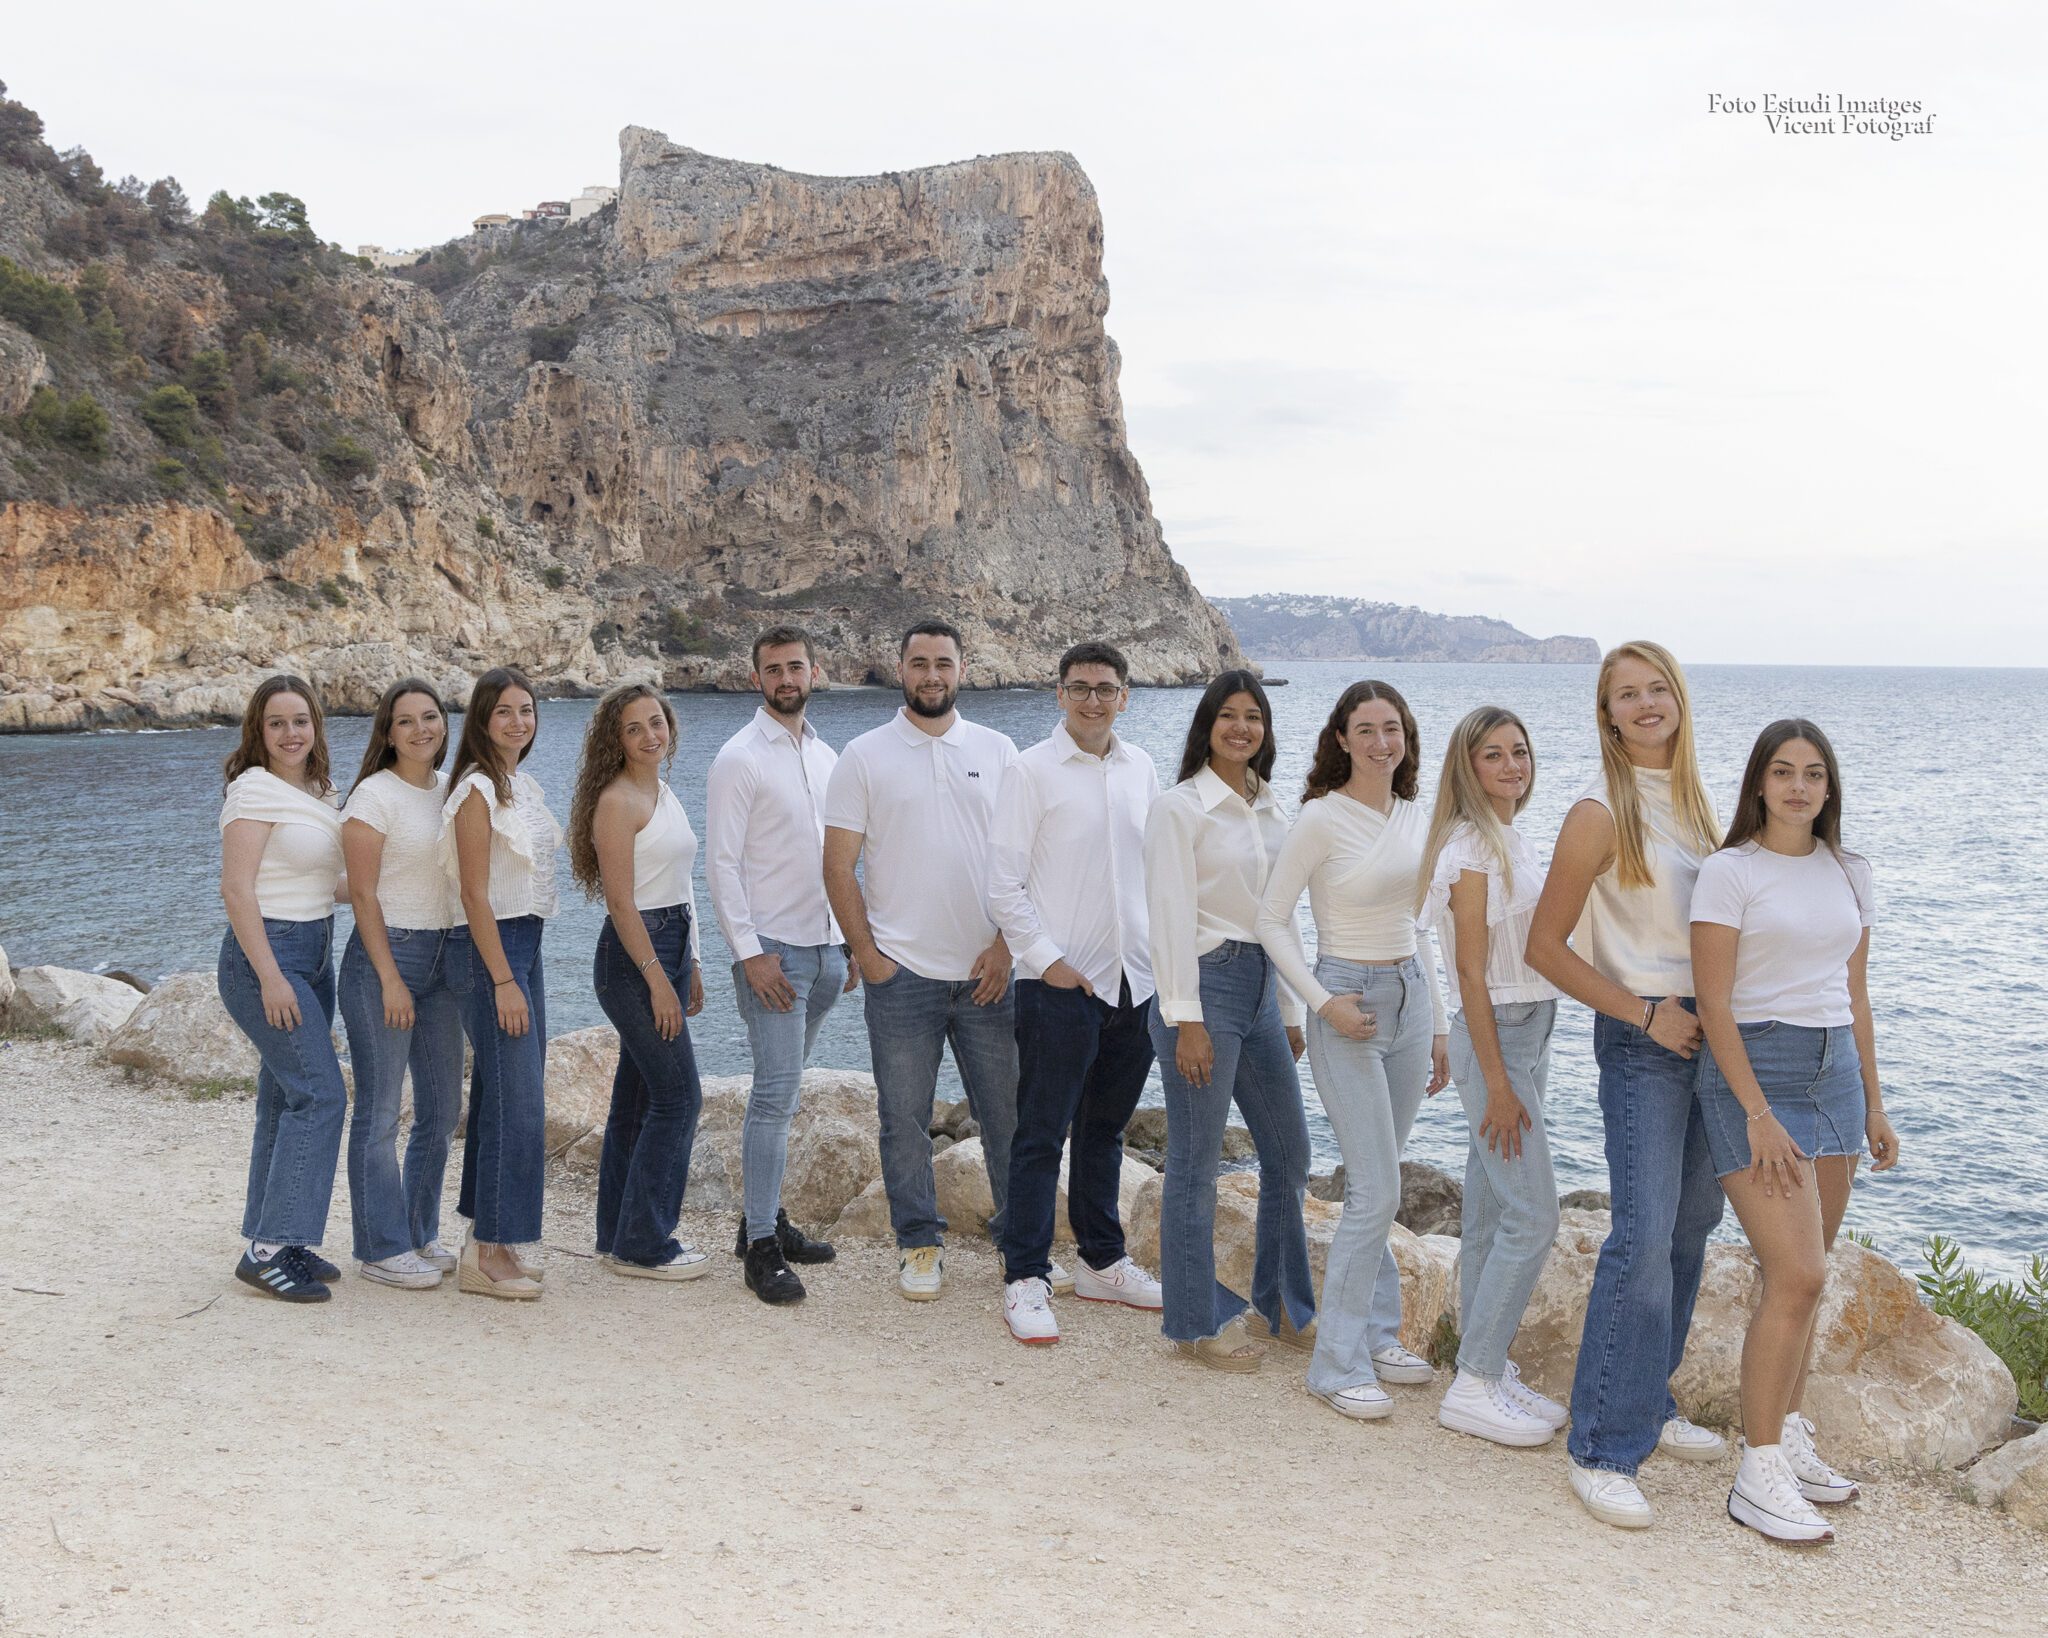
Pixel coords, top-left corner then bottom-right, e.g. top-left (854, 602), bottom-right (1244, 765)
top-left (1659, 1414), bottom-right (1729, 1461)
top-left (1048, 1259), bottom-right (1075, 1296)
top-left (898, 1245), bottom-right (944, 1301)
top-left (1310, 1382), bottom-right (1395, 1421)
top-left (1003, 1277), bottom-right (1060, 1345)
top-left (1438, 1369), bottom-right (1555, 1447)
top-left (1727, 1444), bottom-right (1834, 1543)
top-left (1502, 1361), bottom-right (1569, 1430)
top-left (359, 1250), bottom-right (442, 1289)
top-left (1568, 1459), bottom-right (1653, 1529)
top-left (607, 1244), bottom-right (712, 1281)
top-left (415, 1240), bottom-right (458, 1274)
top-left (1780, 1413), bottom-right (1861, 1504)
top-left (1369, 1343), bottom-right (1435, 1385)
top-left (1071, 1255), bottom-right (1164, 1310)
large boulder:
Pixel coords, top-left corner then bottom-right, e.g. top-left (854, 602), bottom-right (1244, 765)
top-left (1964, 1428), bottom-right (2048, 1534)
top-left (103, 970), bottom-right (260, 1088)
top-left (1119, 1105), bottom-right (1255, 1170)
top-left (0, 941), bottom-right (14, 1014)
top-left (543, 1025), bottom-right (623, 1152)
top-left (1398, 1160), bottom-right (1463, 1237)
top-left (8, 965), bottom-right (144, 1043)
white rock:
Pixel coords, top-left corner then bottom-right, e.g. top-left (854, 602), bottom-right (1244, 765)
top-left (1964, 1427), bottom-right (2048, 1533)
top-left (0, 940), bottom-right (15, 1014)
top-left (103, 970), bottom-right (259, 1088)
top-left (9, 965), bottom-right (145, 1043)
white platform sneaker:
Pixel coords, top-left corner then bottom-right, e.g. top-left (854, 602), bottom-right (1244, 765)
top-left (1003, 1277), bottom-right (1059, 1345)
top-left (1658, 1413), bottom-right (1728, 1461)
top-left (1071, 1255), bottom-right (1164, 1310)
top-left (359, 1250), bottom-right (442, 1289)
top-left (1047, 1260), bottom-right (1075, 1296)
top-left (1438, 1369), bottom-right (1555, 1447)
top-left (1310, 1381), bottom-right (1395, 1421)
top-left (1780, 1413), bottom-right (1861, 1504)
top-left (1369, 1343), bottom-right (1436, 1385)
top-left (1728, 1443), bottom-right (1835, 1543)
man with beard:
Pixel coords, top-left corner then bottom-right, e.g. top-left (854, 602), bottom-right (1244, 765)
top-left (707, 625), bottom-right (856, 1304)
top-left (824, 619), bottom-right (1021, 1301)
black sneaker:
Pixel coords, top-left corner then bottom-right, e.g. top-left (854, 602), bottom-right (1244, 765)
top-left (731, 1209), bottom-right (837, 1264)
top-left (235, 1246), bottom-right (332, 1303)
top-left (302, 1249), bottom-right (341, 1282)
top-left (743, 1237), bottom-right (806, 1305)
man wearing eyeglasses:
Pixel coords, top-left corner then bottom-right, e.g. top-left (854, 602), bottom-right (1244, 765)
top-left (985, 640), bottom-right (1165, 1344)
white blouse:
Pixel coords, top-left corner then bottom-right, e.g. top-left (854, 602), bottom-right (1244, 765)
top-left (1419, 819), bottom-right (1561, 1014)
top-left (1256, 793), bottom-right (1447, 1030)
top-left (632, 782), bottom-right (702, 956)
top-left (1143, 765), bottom-right (1305, 1029)
top-left (219, 768), bottom-right (343, 922)
top-left (440, 767), bottom-right (562, 923)
top-left (343, 769), bottom-right (456, 930)
top-left (1574, 767), bottom-right (1716, 998)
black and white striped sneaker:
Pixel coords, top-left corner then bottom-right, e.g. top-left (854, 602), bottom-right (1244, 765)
top-left (235, 1246), bottom-right (332, 1303)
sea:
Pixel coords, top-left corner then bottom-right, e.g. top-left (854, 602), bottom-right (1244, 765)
top-left (2, 661), bottom-right (2043, 1279)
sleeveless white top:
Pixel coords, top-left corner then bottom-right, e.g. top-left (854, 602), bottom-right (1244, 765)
top-left (219, 768), bottom-right (343, 922)
top-left (439, 767), bottom-right (562, 923)
top-left (1419, 819), bottom-right (1560, 1013)
top-left (1573, 766), bottom-right (1715, 998)
top-left (630, 782), bottom-right (702, 956)
top-left (343, 769), bottom-right (456, 930)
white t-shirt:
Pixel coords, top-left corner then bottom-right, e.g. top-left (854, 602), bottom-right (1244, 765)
top-left (1573, 767), bottom-right (1717, 998)
top-left (219, 768), bottom-right (343, 922)
top-left (1419, 819), bottom-right (1561, 1014)
top-left (823, 709), bottom-right (1018, 982)
top-left (343, 769), bottom-right (456, 930)
top-left (1690, 841), bottom-right (1874, 1027)
top-left (439, 768), bottom-right (563, 923)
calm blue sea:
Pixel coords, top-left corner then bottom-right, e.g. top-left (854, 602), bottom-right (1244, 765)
top-left (2, 661), bottom-right (2043, 1278)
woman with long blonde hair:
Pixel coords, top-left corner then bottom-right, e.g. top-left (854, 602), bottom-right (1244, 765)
top-left (1526, 641), bottom-right (1726, 1527)
top-left (568, 682), bottom-right (709, 1280)
top-left (1416, 706), bottom-right (1565, 1446)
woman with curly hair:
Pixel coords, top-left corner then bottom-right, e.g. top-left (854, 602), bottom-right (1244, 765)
top-left (567, 682), bottom-right (709, 1281)
top-left (1256, 680), bottom-right (1448, 1419)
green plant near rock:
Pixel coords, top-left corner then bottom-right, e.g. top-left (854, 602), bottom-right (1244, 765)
top-left (16, 385), bottom-right (110, 459)
top-left (138, 383), bottom-right (201, 444)
top-left (475, 512), bottom-right (497, 540)
top-left (1920, 1235), bottom-right (2048, 1422)
top-left (184, 1075), bottom-right (255, 1101)
top-left (316, 435), bottom-right (375, 481)
top-left (0, 1016), bottom-right (66, 1042)
top-left (542, 564), bottom-right (568, 589)
top-left (151, 457), bottom-right (188, 492)
top-left (0, 254), bottom-right (80, 337)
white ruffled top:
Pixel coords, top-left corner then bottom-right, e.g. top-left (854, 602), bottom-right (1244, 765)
top-left (1419, 819), bottom-right (1560, 1013)
top-left (439, 767), bottom-right (562, 924)
top-left (219, 768), bottom-right (344, 922)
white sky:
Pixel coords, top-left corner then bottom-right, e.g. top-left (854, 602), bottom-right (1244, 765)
top-left (10, 2), bottom-right (2043, 665)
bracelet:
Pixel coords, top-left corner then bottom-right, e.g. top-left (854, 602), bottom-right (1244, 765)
top-left (1641, 999), bottom-right (1656, 1030)
top-left (638, 955), bottom-right (660, 974)
top-left (1746, 1108), bottom-right (1771, 1123)
top-left (493, 977), bottom-right (517, 989)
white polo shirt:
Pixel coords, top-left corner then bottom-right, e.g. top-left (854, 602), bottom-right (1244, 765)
top-left (705, 707), bottom-right (841, 960)
top-left (824, 708), bottom-right (1018, 982)
top-left (986, 723), bottom-right (1159, 1006)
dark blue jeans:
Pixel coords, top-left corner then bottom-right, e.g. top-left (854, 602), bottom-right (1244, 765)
top-left (451, 915), bottom-right (548, 1245)
top-left (1000, 977), bottom-right (1155, 1284)
top-left (592, 905), bottom-right (704, 1266)
top-left (218, 917), bottom-right (348, 1246)
top-left (337, 925), bottom-right (465, 1261)
top-left (1566, 999), bottom-right (1726, 1475)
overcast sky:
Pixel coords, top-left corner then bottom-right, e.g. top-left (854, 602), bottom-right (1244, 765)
top-left (10, 2), bottom-right (2043, 665)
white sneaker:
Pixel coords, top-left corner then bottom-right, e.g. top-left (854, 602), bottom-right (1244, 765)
top-left (1728, 1444), bottom-right (1834, 1543)
top-left (1438, 1369), bottom-right (1555, 1447)
top-left (415, 1240), bottom-right (458, 1274)
top-left (1568, 1459), bottom-right (1653, 1529)
top-left (1502, 1361), bottom-right (1569, 1430)
top-left (1048, 1259), bottom-right (1075, 1296)
top-left (1003, 1278), bottom-right (1060, 1345)
top-left (1310, 1382), bottom-right (1395, 1421)
top-left (1659, 1414), bottom-right (1729, 1462)
top-left (1071, 1255), bottom-right (1164, 1310)
top-left (1369, 1343), bottom-right (1435, 1385)
top-left (608, 1245), bottom-right (712, 1281)
top-left (359, 1250), bottom-right (442, 1289)
top-left (1780, 1413), bottom-right (1860, 1504)
top-left (898, 1245), bottom-right (944, 1301)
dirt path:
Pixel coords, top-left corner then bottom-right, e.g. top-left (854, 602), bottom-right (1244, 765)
top-left (1, 1039), bottom-right (2039, 1637)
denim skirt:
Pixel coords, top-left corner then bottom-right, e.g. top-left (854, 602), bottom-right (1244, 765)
top-left (1697, 1020), bottom-right (1867, 1176)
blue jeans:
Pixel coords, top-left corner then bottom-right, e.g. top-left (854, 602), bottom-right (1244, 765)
top-left (1566, 999), bottom-right (1726, 1475)
top-left (861, 961), bottom-right (1018, 1249)
top-left (1150, 940), bottom-right (1313, 1344)
top-left (592, 906), bottom-right (704, 1265)
top-left (337, 926), bottom-right (465, 1262)
top-left (732, 936), bottom-right (847, 1241)
top-left (218, 917), bottom-right (348, 1247)
top-left (1000, 977), bottom-right (1156, 1285)
top-left (1449, 999), bottom-right (1561, 1380)
top-left (450, 916), bottom-right (548, 1245)
top-left (1305, 953), bottom-right (1434, 1394)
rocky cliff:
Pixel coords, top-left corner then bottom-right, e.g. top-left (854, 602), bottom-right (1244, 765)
top-left (0, 90), bottom-right (1237, 731)
top-left (1211, 595), bottom-right (1600, 664)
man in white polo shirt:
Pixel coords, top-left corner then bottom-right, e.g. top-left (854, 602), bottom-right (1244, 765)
top-left (986, 640), bottom-right (1166, 1345)
top-left (706, 624), bottom-right (855, 1306)
top-left (823, 619), bottom-right (1020, 1302)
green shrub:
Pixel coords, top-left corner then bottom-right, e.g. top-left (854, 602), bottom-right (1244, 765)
top-left (542, 564), bottom-right (568, 590)
top-left (231, 504), bottom-right (301, 563)
top-left (151, 457), bottom-right (189, 492)
top-left (316, 435), bottom-right (376, 481)
top-left (318, 577), bottom-right (348, 607)
top-left (183, 348), bottom-right (236, 421)
top-left (138, 383), bottom-right (201, 444)
top-left (0, 255), bottom-right (81, 337)
top-left (475, 512), bottom-right (497, 540)
top-left (17, 385), bottom-right (110, 459)
top-left (1919, 1236), bottom-right (2048, 1422)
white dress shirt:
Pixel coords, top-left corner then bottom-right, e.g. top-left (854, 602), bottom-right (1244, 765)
top-left (986, 723), bottom-right (1159, 1006)
top-left (705, 707), bottom-right (840, 959)
top-left (824, 708), bottom-right (1018, 982)
top-left (1143, 764), bottom-right (1305, 1028)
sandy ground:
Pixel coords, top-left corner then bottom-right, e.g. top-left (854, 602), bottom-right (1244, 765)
top-left (1, 1038), bottom-right (2042, 1638)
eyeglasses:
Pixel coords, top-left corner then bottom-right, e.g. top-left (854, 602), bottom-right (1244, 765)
top-left (1059, 682), bottom-right (1125, 703)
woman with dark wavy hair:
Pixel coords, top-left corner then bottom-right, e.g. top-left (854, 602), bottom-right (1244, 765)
top-left (1144, 670), bottom-right (1313, 1371)
top-left (567, 682), bottom-right (710, 1281)
top-left (1256, 680), bottom-right (1449, 1420)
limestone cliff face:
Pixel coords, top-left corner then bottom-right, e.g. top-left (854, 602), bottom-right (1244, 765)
top-left (0, 117), bottom-right (1237, 731)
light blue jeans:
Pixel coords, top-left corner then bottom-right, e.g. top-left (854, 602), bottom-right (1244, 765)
top-left (1448, 998), bottom-right (1560, 1380)
top-left (732, 936), bottom-right (848, 1241)
top-left (337, 925), bottom-right (466, 1262)
top-left (1305, 952), bottom-right (1433, 1395)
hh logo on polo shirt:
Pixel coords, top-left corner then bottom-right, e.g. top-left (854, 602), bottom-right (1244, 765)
top-left (967, 771), bottom-right (980, 778)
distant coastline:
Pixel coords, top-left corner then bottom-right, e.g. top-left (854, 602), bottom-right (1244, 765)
top-left (1211, 595), bottom-right (1600, 664)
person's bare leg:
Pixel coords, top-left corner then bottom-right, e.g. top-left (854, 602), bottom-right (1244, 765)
top-left (1719, 1170), bottom-right (1827, 1446)
top-left (1787, 1156), bottom-right (1857, 1412)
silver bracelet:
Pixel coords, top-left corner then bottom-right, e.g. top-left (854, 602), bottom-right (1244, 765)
top-left (637, 955), bottom-right (659, 974)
